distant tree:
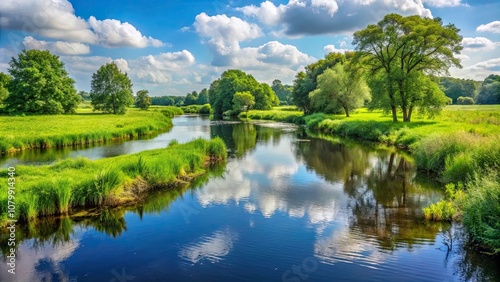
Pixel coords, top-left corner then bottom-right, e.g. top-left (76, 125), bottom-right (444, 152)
top-left (309, 63), bottom-right (370, 117)
top-left (457, 96), bottom-right (474, 105)
top-left (476, 74), bottom-right (500, 104)
top-left (209, 69), bottom-right (278, 116)
top-left (151, 96), bottom-right (175, 106)
top-left (233, 91), bottom-right (255, 116)
top-left (353, 14), bottom-right (463, 122)
top-left (272, 79), bottom-right (294, 105)
top-left (135, 90), bottom-right (151, 110)
top-left (0, 72), bottom-right (11, 106)
top-left (90, 63), bottom-right (134, 114)
top-left (78, 90), bottom-right (91, 101)
top-left (5, 49), bottom-right (79, 114)
top-left (293, 52), bottom-right (354, 114)
top-left (439, 77), bottom-right (478, 103)
top-left (184, 91), bottom-right (198, 105)
top-left (197, 88), bottom-right (209, 105)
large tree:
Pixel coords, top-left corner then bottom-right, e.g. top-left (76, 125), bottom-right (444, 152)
top-left (135, 89), bottom-right (151, 110)
top-left (5, 49), bottom-right (79, 114)
top-left (209, 69), bottom-right (278, 116)
top-left (90, 63), bottom-right (134, 114)
top-left (353, 13), bottom-right (463, 122)
top-left (0, 72), bottom-right (11, 106)
top-left (309, 63), bottom-right (370, 117)
top-left (476, 74), bottom-right (500, 104)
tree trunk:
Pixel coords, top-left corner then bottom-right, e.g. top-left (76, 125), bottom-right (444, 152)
top-left (402, 105), bottom-right (408, 122)
top-left (407, 106), bottom-right (413, 122)
top-left (391, 106), bottom-right (398, 122)
top-left (344, 106), bottom-right (349, 117)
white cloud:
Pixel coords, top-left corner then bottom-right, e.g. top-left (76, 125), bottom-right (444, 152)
top-left (323, 44), bottom-right (352, 54)
top-left (423, 0), bottom-right (462, 7)
top-left (0, 0), bottom-right (165, 48)
top-left (461, 37), bottom-right (497, 52)
top-left (238, 0), bottom-right (432, 36)
top-left (88, 16), bottom-right (165, 48)
top-left (0, 0), bottom-right (96, 43)
top-left (466, 57), bottom-right (500, 72)
top-left (130, 50), bottom-right (196, 83)
top-left (477, 21), bottom-right (500, 34)
top-left (23, 36), bottom-right (90, 55)
top-left (193, 13), bottom-right (262, 58)
top-left (450, 57), bottom-right (500, 81)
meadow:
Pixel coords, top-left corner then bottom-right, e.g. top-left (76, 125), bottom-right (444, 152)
top-left (0, 137), bottom-right (227, 226)
top-left (0, 108), bottom-right (178, 154)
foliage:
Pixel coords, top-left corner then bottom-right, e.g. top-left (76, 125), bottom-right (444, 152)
top-left (476, 74), bottom-right (500, 104)
top-left (199, 103), bottom-right (211, 114)
top-left (209, 69), bottom-right (279, 116)
top-left (353, 14), bottom-right (463, 122)
top-left (272, 79), bottom-right (294, 105)
top-left (5, 49), bottom-right (80, 114)
top-left (0, 138), bottom-right (227, 224)
top-left (0, 72), bottom-right (11, 106)
top-left (78, 90), bottom-right (91, 101)
top-left (159, 106), bottom-right (184, 117)
top-left (232, 91), bottom-right (255, 114)
top-left (439, 77), bottom-right (478, 103)
top-left (423, 183), bottom-right (465, 221)
top-left (239, 107), bottom-right (304, 123)
top-left (293, 52), bottom-right (354, 114)
top-left (0, 109), bottom-right (171, 154)
top-left (135, 90), bottom-right (151, 110)
top-left (90, 62), bottom-right (134, 114)
top-left (457, 96), bottom-right (474, 105)
top-left (309, 63), bottom-right (370, 117)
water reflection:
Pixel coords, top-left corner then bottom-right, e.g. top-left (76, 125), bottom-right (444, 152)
top-left (179, 228), bottom-right (238, 264)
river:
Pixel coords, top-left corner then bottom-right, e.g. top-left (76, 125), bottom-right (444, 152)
top-left (0, 115), bottom-right (498, 281)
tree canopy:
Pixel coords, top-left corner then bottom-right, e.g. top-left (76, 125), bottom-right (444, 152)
top-left (209, 69), bottom-right (278, 116)
top-left (233, 91), bottom-right (255, 115)
top-left (476, 74), bottom-right (500, 104)
top-left (90, 63), bottom-right (134, 114)
top-left (272, 79), bottom-right (294, 105)
top-left (0, 72), bottom-right (11, 106)
top-left (353, 14), bottom-right (462, 122)
top-left (439, 77), bottom-right (478, 104)
top-left (4, 49), bottom-right (79, 114)
top-left (135, 89), bottom-right (151, 110)
top-left (309, 63), bottom-right (370, 117)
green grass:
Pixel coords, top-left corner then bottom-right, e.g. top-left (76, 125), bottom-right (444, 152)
top-left (0, 137), bottom-right (227, 225)
top-left (0, 108), bottom-right (173, 153)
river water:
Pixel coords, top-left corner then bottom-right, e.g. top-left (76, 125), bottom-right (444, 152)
top-left (0, 115), bottom-right (498, 281)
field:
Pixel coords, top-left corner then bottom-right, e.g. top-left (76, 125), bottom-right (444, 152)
top-left (0, 137), bottom-right (227, 225)
top-left (0, 108), bottom-right (174, 154)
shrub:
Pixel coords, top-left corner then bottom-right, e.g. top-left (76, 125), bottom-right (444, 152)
top-left (199, 104), bottom-right (211, 114)
top-left (457, 96), bottom-right (474, 105)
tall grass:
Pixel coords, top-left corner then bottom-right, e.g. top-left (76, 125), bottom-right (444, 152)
top-left (159, 106), bottom-right (184, 118)
top-left (0, 138), bottom-right (227, 225)
top-left (0, 109), bottom-right (172, 154)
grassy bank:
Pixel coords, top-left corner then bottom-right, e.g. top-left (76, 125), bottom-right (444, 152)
top-left (0, 108), bottom-right (175, 154)
top-left (241, 105), bottom-right (500, 253)
top-left (0, 137), bottom-right (227, 225)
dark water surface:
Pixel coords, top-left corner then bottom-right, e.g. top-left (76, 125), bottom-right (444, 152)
top-left (1, 115), bottom-right (499, 281)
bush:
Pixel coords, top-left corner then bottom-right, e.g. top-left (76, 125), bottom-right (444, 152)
top-left (199, 104), bottom-right (211, 114)
top-left (457, 96), bottom-right (474, 105)
top-left (206, 137), bottom-right (227, 160)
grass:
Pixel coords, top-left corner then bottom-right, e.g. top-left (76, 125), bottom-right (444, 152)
top-left (0, 137), bottom-right (227, 225)
top-left (180, 104), bottom-right (211, 114)
top-left (0, 108), bottom-right (173, 154)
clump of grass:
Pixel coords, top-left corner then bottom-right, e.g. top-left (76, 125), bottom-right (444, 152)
top-left (423, 183), bottom-right (465, 221)
top-left (72, 169), bottom-right (123, 206)
top-left (19, 194), bottom-right (38, 221)
top-left (160, 106), bottom-right (184, 117)
top-left (55, 179), bottom-right (72, 214)
top-left (206, 137), bottom-right (227, 160)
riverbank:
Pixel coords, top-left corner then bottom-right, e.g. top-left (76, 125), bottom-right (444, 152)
top-left (0, 137), bottom-right (227, 226)
top-left (0, 108), bottom-right (178, 154)
top-left (240, 105), bottom-right (500, 253)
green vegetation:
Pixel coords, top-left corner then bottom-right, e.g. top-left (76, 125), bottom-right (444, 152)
top-left (457, 96), bottom-right (475, 105)
top-left (135, 89), bottom-right (151, 110)
top-left (232, 91), bottom-right (255, 116)
top-left (180, 104), bottom-right (211, 114)
top-left (0, 138), bottom-right (227, 225)
top-left (239, 107), bottom-right (304, 123)
top-left (439, 77), bottom-right (479, 104)
top-left (156, 105), bottom-right (184, 117)
top-left (90, 62), bottom-right (134, 114)
top-left (476, 74), bottom-right (500, 104)
top-left (4, 49), bottom-right (80, 115)
top-left (0, 109), bottom-right (172, 154)
top-left (271, 79), bottom-right (293, 105)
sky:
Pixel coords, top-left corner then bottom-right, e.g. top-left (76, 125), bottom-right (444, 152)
top-left (0, 0), bottom-right (499, 96)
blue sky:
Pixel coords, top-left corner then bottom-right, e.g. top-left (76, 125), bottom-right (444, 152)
top-left (0, 0), bottom-right (499, 96)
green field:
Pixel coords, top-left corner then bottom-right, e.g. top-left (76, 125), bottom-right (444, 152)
top-left (0, 137), bottom-right (227, 225)
top-left (0, 108), bottom-right (174, 154)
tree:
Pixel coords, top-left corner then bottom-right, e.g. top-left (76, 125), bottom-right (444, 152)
top-left (197, 88), bottom-right (209, 105)
top-left (457, 96), bottom-right (474, 105)
top-left (78, 90), bottom-right (91, 101)
top-left (209, 69), bottom-right (278, 116)
top-left (90, 63), bottom-right (134, 114)
top-left (184, 91), bottom-right (198, 105)
top-left (439, 77), bottom-right (478, 103)
top-left (272, 79), bottom-right (294, 105)
top-left (233, 91), bottom-right (255, 115)
top-left (5, 49), bottom-right (79, 114)
top-left (0, 72), bottom-right (11, 106)
top-left (353, 14), bottom-right (463, 122)
top-left (476, 74), bottom-right (500, 104)
top-left (135, 90), bottom-right (151, 110)
top-left (309, 63), bottom-right (370, 117)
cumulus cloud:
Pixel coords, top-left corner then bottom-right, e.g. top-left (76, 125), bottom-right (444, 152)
top-left (422, 0), bottom-right (462, 7)
top-left (130, 50), bottom-right (196, 83)
top-left (23, 36), bottom-right (90, 55)
top-left (323, 44), bottom-right (352, 54)
top-left (238, 0), bottom-right (432, 36)
top-left (88, 16), bottom-right (165, 48)
top-left (466, 57), bottom-right (500, 72)
top-left (477, 21), bottom-right (500, 34)
top-left (461, 37), bottom-right (497, 52)
top-left (193, 12), bottom-right (262, 57)
top-left (0, 0), bottom-right (165, 48)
